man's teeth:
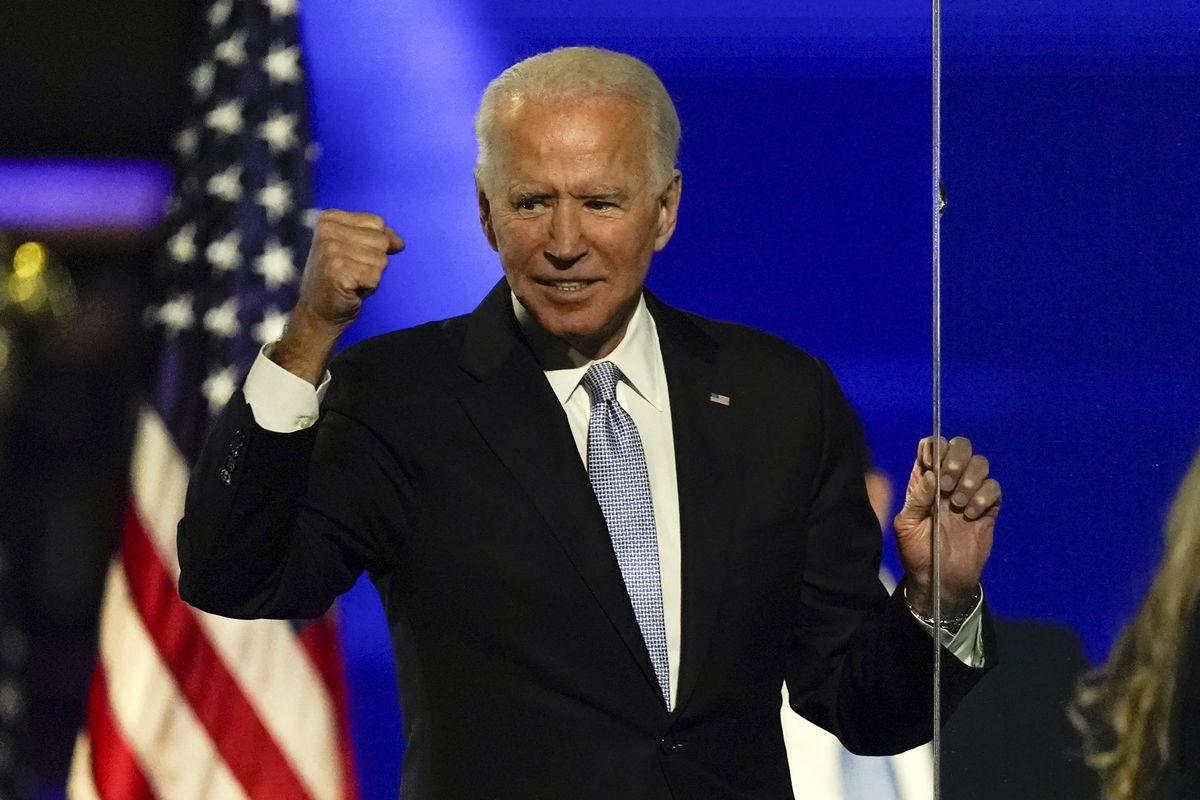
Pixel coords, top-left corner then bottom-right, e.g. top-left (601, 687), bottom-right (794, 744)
top-left (547, 281), bottom-right (591, 291)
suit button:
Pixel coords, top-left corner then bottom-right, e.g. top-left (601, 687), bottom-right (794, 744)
top-left (658, 736), bottom-right (684, 755)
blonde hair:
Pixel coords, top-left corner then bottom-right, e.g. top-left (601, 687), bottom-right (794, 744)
top-left (1072, 446), bottom-right (1200, 800)
top-left (473, 46), bottom-right (681, 189)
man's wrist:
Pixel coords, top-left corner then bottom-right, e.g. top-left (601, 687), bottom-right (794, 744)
top-left (270, 306), bottom-right (345, 386)
top-left (903, 583), bottom-right (982, 635)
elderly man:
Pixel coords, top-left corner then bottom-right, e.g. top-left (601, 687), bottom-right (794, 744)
top-left (179, 47), bottom-right (1000, 799)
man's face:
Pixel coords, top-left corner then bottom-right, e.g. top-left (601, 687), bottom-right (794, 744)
top-left (477, 95), bottom-right (681, 358)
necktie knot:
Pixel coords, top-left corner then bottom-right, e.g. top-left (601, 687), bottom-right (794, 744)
top-left (582, 361), bottom-right (621, 405)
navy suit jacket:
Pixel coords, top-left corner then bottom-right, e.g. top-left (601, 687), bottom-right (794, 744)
top-left (178, 280), bottom-right (991, 799)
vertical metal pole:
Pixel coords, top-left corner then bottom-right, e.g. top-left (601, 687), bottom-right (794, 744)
top-left (930, 0), bottom-right (944, 797)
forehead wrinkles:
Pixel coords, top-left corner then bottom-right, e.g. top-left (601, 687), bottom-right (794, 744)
top-left (492, 96), bottom-right (653, 184)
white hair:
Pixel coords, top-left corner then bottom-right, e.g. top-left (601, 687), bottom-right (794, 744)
top-left (474, 46), bottom-right (681, 189)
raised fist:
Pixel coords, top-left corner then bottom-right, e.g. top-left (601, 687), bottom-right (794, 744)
top-left (271, 209), bottom-right (404, 383)
top-left (297, 209), bottom-right (405, 327)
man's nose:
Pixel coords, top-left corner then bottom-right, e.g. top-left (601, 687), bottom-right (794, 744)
top-left (544, 202), bottom-right (586, 270)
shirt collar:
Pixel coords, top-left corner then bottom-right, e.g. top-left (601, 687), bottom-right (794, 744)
top-left (511, 291), bottom-right (664, 412)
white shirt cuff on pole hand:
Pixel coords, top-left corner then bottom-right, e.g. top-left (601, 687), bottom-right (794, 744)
top-left (242, 343), bottom-right (331, 433)
top-left (907, 588), bottom-right (986, 668)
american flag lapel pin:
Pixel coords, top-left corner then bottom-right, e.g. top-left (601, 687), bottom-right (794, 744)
top-left (708, 392), bottom-right (731, 406)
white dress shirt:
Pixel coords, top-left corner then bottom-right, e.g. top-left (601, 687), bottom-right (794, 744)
top-left (241, 291), bottom-right (984, 717)
top-left (510, 294), bottom-right (684, 709)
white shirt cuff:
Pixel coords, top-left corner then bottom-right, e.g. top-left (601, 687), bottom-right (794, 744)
top-left (908, 588), bottom-right (986, 668)
top-left (243, 344), bottom-right (331, 433)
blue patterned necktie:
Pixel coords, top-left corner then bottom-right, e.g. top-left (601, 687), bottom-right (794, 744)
top-left (582, 361), bottom-right (670, 708)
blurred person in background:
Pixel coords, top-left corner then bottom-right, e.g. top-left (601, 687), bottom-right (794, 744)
top-left (1073, 445), bottom-right (1200, 800)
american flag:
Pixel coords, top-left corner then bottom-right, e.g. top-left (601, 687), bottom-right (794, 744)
top-left (68, 1), bottom-right (358, 798)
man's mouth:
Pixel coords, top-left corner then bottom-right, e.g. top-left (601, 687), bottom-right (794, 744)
top-left (538, 279), bottom-right (597, 292)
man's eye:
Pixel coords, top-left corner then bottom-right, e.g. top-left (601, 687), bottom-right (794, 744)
top-left (516, 198), bottom-right (545, 211)
top-left (585, 200), bottom-right (616, 211)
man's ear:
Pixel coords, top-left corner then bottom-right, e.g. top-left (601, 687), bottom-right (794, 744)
top-left (476, 178), bottom-right (499, 252)
top-left (653, 170), bottom-right (683, 252)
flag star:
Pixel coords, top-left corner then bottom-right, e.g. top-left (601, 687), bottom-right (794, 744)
top-left (158, 294), bottom-right (195, 336)
top-left (172, 126), bottom-right (200, 157)
top-left (168, 223), bottom-right (197, 263)
top-left (207, 0), bottom-right (233, 28)
top-left (203, 297), bottom-right (241, 338)
top-left (257, 111), bottom-right (298, 153)
top-left (252, 307), bottom-right (289, 344)
top-left (207, 165), bottom-right (243, 201)
top-left (253, 239), bottom-right (296, 288)
top-left (205, 230), bottom-right (243, 271)
top-left (202, 366), bottom-right (238, 414)
top-left (215, 31), bottom-right (247, 67)
top-left (206, 99), bottom-right (244, 136)
top-left (256, 176), bottom-right (293, 222)
top-left (263, 0), bottom-right (297, 18)
top-left (262, 42), bottom-right (302, 83)
top-left (190, 61), bottom-right (216, 98)
top-left (302, 208), bottom-right (321, 228)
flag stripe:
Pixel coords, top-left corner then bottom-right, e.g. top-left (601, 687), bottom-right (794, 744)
top-left (131, 407), bottom-right (343, 800)
top-left (97, 559), bottom-right (249, 800)
top-left (128, 406), bottom-right (192, 580)
top-left (121, 505), bottom-right (316, 800)
top-left (299, 617), bottom-right (359, 800)
top-left (73, 2), bottom-right (358, 796)
top-left (67, 732), bottom-right (103, 800)
top-left (83, 666), bottom-right (155, 800)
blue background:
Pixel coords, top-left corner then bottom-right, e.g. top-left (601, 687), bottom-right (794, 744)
top-left (294, 3), bottom-right (1200, 796)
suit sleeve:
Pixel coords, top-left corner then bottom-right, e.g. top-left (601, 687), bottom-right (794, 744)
top-left (785, 358), bottom-right (995, 755)
top-left (177, 387), bottom-right (404, 619)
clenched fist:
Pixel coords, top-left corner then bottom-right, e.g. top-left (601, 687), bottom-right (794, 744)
top-left (272, 209), bottom-right (404, 383)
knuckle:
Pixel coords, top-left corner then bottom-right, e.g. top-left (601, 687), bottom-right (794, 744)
top-left (355, 212), bottom-right (385, 230)
top-left (315, 218), bottom-right (340, 242)
top-left (367, 230), bottom-right (389, 251)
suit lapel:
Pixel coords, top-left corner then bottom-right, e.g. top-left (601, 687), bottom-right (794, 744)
top-left (648, 296), bottom-right (738, 716)
top-left (454, 281), bottom-right (664, 704)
